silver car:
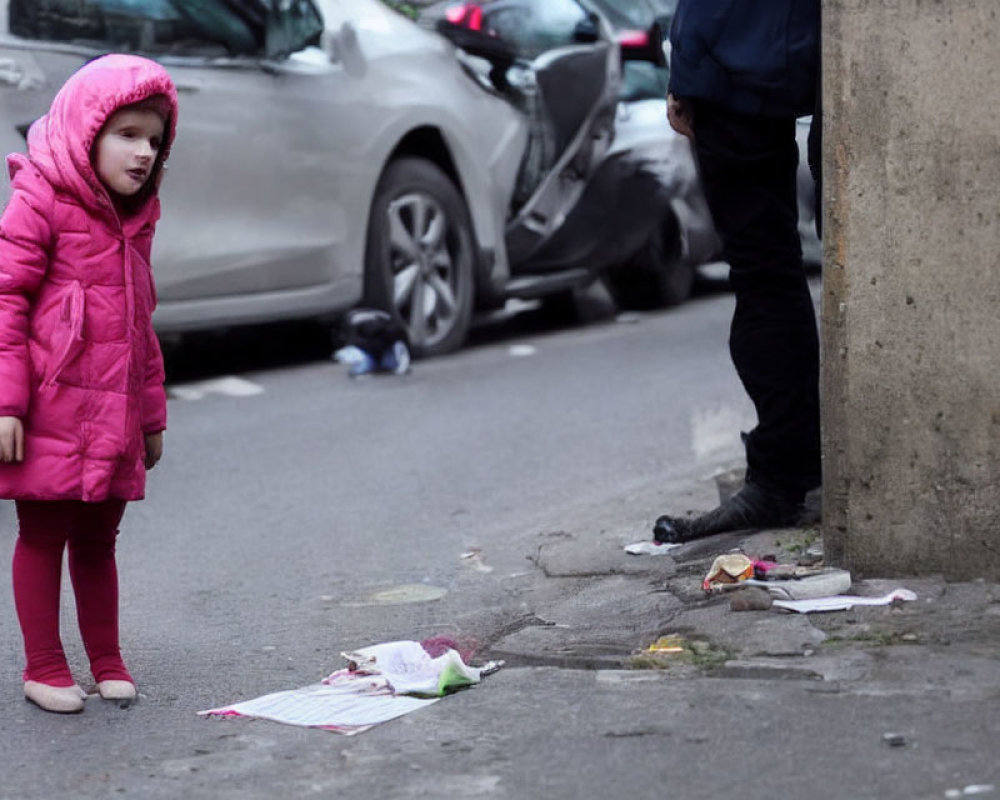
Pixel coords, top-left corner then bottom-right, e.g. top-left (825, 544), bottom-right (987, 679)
top-left (0, 0), bottom-right (630, 356)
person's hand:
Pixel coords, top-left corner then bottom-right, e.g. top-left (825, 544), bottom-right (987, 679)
top-left (667, 93), bottom-right (695, 139)
top-left (0, 417), bottom-right (24, 463)
top-left (144, 432), bottom-right (163, 470)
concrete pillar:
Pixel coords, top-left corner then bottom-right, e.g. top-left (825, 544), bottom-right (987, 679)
top-left (821, 1), bottom-right (1000, 578)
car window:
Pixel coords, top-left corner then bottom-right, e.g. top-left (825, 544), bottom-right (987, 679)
top-left (264, 0), bottom-right (323, 58)
top-left (620, 61), bottom-right (667, 101)
top-left (586, 0), bottom-right (648, 29)
top-left (583, 0), bottom-right (673, 101)
top-left (585, 0), bottom-right (676, 30)
top-left (7, 0), bottom-right (301, 57)
top-left (485, 0), bottom-right (593, 60)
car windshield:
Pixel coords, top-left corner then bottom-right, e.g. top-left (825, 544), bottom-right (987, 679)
top-left (415, 0), bottom-right (595, 61)
top-left (8, 0), bottom-right (322, 58)
top-left (480, 0), bottom-right (593, 60)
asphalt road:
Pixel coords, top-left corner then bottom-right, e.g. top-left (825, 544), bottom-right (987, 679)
top-left (0, 279), bottom-right (810, 799)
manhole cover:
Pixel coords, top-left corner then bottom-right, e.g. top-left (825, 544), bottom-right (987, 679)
top-left (345, 583), bottom-right (448, 607)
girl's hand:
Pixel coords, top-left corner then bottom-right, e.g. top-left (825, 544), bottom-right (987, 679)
top-left (0, 417), bottom-right (24, 463)
top-left (144, 432), bottom-right (163, 470)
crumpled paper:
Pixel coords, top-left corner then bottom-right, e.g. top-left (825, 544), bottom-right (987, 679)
top-left (199, 640), bottom-right (502, 735)
top-left (624, 540), bottom-right (681, 556)
top-left (702, 553), bottom-right (755, 591)
top-left (337, 640), bottom-right (501, 697)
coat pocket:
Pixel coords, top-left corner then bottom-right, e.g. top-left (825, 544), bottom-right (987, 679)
top-left (45, 280), bottom-right (85, 387)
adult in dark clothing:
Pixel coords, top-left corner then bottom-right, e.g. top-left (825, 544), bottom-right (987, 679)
top-left (654, 0), bottom-right (822, 543)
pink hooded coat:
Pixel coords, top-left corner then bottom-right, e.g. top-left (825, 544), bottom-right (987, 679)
top-left (0, 54), bottom-right (178, 502)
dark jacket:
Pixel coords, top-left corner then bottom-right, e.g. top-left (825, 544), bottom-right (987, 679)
top-left (668, 0), bottom-right (819, 117)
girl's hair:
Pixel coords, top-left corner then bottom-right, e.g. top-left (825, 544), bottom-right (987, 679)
top-left (123, 93), bottom-right (172, 122)
top-left (97, 93), bottom-right (173, 215)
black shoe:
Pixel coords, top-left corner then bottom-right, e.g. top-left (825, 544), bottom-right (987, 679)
top-left (653, 481), bottom-right (803, 544)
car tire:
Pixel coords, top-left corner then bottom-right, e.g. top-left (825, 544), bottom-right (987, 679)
top-left (364, 158), bottom-right (475, 358)
top-left (610, 214), bottom-right (694, 309)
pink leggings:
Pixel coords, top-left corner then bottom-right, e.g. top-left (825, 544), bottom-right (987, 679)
top-left (12, 499), bottom-right (132, 686)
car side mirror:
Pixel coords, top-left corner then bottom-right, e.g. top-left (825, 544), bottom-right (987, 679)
top-left (434, 19), bottom-right (517, 68)
top-left (572, 12), bottom-right (600, 44)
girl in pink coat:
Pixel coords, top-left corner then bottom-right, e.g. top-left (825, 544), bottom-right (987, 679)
top-left (0, 55), bottom-right (178, 713)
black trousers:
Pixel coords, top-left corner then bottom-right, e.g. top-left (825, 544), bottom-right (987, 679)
top-left (692, 102), bottom-right (822, 500)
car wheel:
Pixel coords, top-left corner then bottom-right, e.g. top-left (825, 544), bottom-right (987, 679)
top-left (364, 158), bottom-right (475, 358)
top-left (610, 214), bottom-right (694, 309)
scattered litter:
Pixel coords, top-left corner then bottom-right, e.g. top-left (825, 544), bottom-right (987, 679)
top-left (508, 344), bottom-right (537, 357)
top-left (200, 679), bottom-right (433, 735)
top-left (338, 640), bottom-right (498, 696)
top-left (702, 553), bottom-right (755, 591)
top-left (168, 375), bottom-right (265, 401)
top-left (882, 732), bottom-right (907, 747)
top-left (334, 308), bottom-right (410, 377)
top-left (753, 562), bottom-right (822, 580)
top-left (646, 635), bottom-right (685, 654)
top-left (199, 639), bottom-right (502, 735)
top-left (460, 548), bottom-right (494, 573)
top-left (797, 543), bottom-right (825, 566)
top-left (772, 588), bottom-right (917, 614)
top-left (742, 568), bottom-right (853, 601)
top-left (945, 787), bottom-right (996, 798)
top-left (625, 540), bottom-right (681, 556)
top-left (334, 342), bottom-right (410, 377)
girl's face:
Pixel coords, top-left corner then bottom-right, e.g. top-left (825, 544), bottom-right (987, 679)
top-left (93, 108), bottom-right (165, 197)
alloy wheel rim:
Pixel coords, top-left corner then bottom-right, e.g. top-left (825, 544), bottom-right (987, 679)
top-left (386, 192), bottom-right (460, 350)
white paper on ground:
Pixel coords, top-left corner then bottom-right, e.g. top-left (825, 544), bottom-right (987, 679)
top-left (198, 640), bottom-right (494, 735)
top-left (198, 676), bottom-right (438, 735)
top-left (625, 540), bottom-right (681, 556)
top-left (772, 588), bottom-right (917, 614)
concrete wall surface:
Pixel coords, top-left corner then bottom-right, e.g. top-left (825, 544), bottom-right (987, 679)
top-left (822, 0), bottom-right (1000, 579)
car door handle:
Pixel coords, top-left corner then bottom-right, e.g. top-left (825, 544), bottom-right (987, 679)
top-left (0, 57), bottom-right (28, 88)
top-left (323, 22), bottom-right (366, 78)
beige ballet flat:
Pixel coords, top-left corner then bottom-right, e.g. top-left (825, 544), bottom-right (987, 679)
top-left (96, 680), bottom-right (137, 702)
top-left (24, 681), bottom-right (86, 713)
